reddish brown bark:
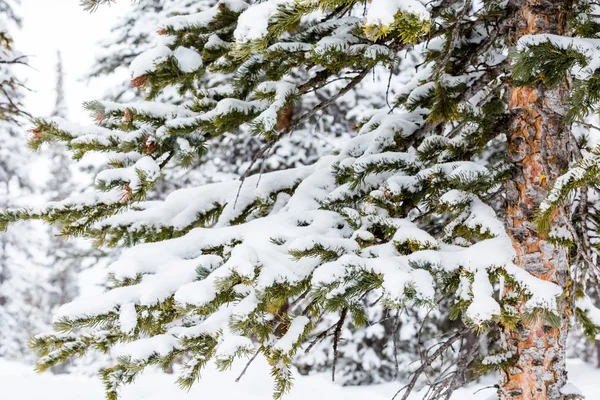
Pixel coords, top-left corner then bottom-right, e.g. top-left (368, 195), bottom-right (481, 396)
top-left (500, 1), bottom-right (572, 399)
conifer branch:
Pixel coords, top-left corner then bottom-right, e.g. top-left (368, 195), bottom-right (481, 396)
top-left (392, 327), bottom-right (469, 400)
top-left (430, 0), bottom-right (472, 78)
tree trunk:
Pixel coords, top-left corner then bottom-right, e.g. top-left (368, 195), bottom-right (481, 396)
top-left (500, 1), bottom-right (572, 399)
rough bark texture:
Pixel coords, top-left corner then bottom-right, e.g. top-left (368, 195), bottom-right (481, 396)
top-left (500, 1), bottom-right (572, 399)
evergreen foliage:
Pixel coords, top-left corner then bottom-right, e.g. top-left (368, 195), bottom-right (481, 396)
top-left (5, 0), bottom-right (600, 399)
top-left (87, 0), bottom-right (371, 190)
top-left (89, 1), bottom-right (415, 384)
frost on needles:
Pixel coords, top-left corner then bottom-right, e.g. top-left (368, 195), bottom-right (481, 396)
top-left (4, 1), bottom-right (600, 400)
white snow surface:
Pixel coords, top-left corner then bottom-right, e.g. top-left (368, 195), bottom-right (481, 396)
top-left (234, 0), bottom-right (292, 42)
top-left (274, 316), bottom-right (310, 352)
top-left (173, 46), bottom-right (203, 73)
top-left (1, 358), bottom-right (599, 400)
top-left (129, 43), bottom-right (172, 78)
top-left (366, 0), bottom-right (430, 27)
top-left (118, 302), bottom-right (137, 334)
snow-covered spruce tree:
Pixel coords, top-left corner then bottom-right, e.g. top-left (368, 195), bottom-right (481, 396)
top-left (0, 0), bottom-right (55, 362)
top-left (5, 0), bottom-right (600, 399)
top-left (90, 0), bottom-right (425, 384)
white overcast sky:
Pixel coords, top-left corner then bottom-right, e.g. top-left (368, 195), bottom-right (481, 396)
top-left (14, 0), bottom-right (133, 123)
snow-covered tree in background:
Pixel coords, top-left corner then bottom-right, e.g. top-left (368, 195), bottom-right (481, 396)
top-left (87, 0), bottom-right (184, 103)
top-left (0, 0), bottom-right (25, 123)
top-left (0, 0), bottom-right (54, 362)
top-left (569, 284), bottom-right (600, 368)
top-left (44, 52), bottom-right (80, 311)
top-left (6, 1), bottom-right (600, 400)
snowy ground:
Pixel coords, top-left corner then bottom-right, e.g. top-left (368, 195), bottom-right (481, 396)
top-left (1, 357), bottom-right (598, 400)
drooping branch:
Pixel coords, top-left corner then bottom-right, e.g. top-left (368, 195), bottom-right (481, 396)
top-left (392, 327), bottom-right (470, 400)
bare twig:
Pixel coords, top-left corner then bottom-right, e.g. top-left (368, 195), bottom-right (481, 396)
top-left (304, 323), bottom-right (337, 354)
top-left (235, 349), bottom-right (261, 382)
top-left (392, 310), bottom-right (401, 379)
top-left (392, 326), bottom-right (469, 400)
top-left (332, 308), bottom-right (348, 382)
